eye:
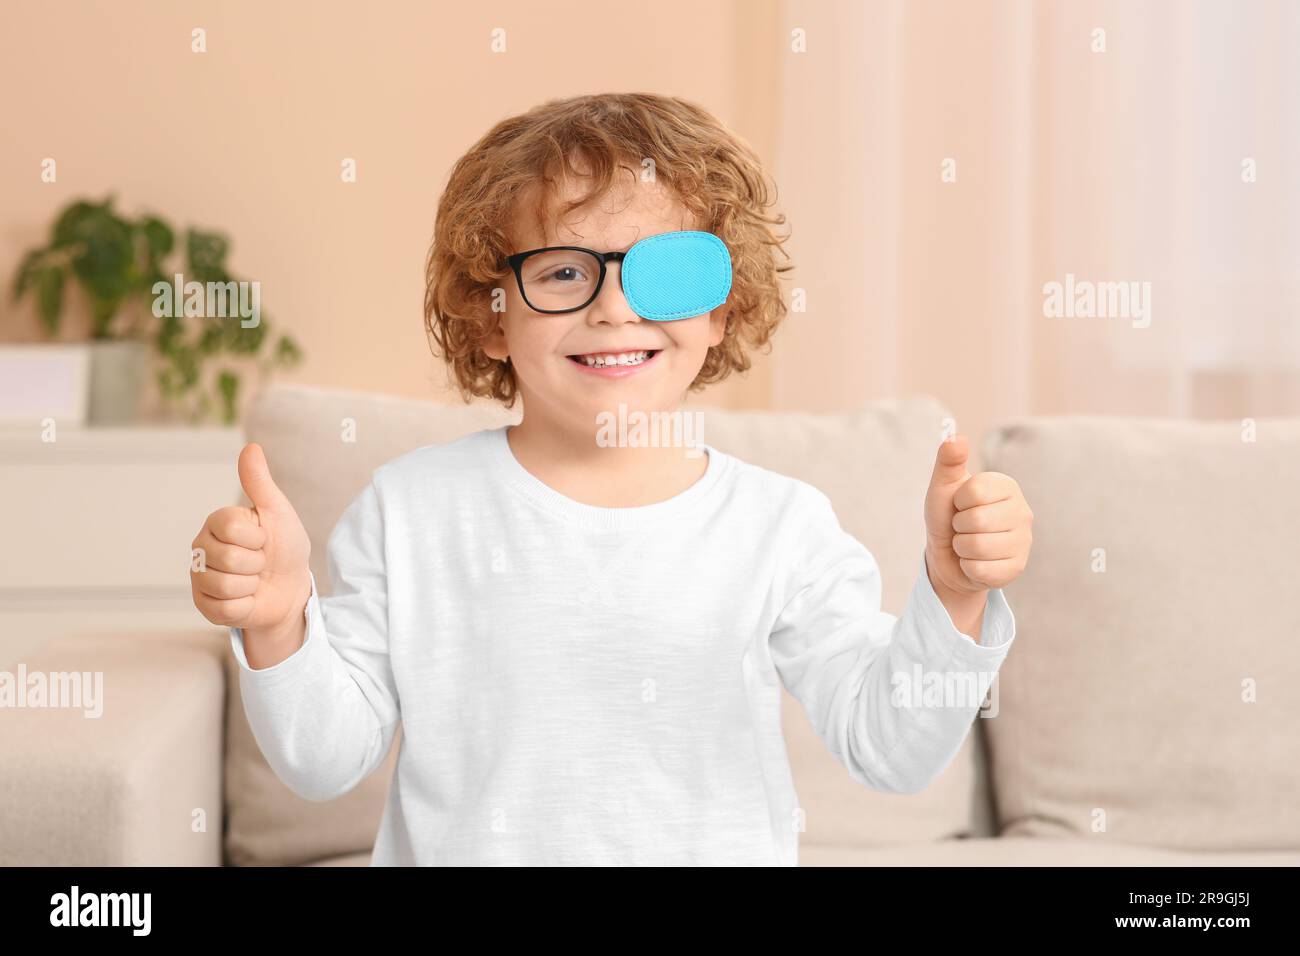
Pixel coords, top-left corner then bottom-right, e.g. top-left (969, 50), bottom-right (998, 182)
top-left (519, 250), bottom-right (599, 291)
top-left (540, 264), bottom-right (588, 283)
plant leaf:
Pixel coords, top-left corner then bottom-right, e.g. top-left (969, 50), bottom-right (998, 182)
top-left (12, 250), bottom-right (45, 302)
top-left (51, 200), bottom-right (107, 248)
top-left (70, 211), bottom-right (134, 304)
top-left (217, 370), bottom-right (239, 424)
top-left (274, 335), bottom-right (303, 366)
top-left (36, 265), bottom-right (65, 334)
top-left (186, 228), bottom-right (230, 283)
top-left (140, 216), bottom-right (174, 260)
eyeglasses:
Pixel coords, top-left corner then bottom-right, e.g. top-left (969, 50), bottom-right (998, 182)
top-left (504, 230), bottom-right (732, 321)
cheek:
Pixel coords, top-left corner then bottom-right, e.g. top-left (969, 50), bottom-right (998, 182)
top-left (500, 313), bottom-right (570, 368)
top-left (664, 315), bottom-right (718, 352)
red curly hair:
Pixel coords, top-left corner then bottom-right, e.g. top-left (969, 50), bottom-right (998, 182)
top-left (424, 92), bottom-right (792, 407)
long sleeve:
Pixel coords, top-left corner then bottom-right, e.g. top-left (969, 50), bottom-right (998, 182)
top-left (228, 480), bottom-right (400, 802)
top-left (768, 488), bottom-right (1015, 795)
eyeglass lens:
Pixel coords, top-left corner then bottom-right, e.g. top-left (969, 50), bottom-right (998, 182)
top-left (519, 249), bottom-right (604, 312)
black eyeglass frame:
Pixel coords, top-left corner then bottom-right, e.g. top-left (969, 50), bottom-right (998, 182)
top-left (505, 246), bottom-right (628, 315)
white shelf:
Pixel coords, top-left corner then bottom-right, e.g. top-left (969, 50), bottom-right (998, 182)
top-left (0, 425), bottom-right (243, 464)
top-left (0, 426), bottom-right (246, 600)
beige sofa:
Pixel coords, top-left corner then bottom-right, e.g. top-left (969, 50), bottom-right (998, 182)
top-left (3, 385), bottom-right (1297, 866)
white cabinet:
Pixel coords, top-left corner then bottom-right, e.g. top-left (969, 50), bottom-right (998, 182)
top-left (0, 427), bottom-right (244, 660)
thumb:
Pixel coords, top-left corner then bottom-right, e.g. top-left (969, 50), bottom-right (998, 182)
top-left (928, 434), bottom-right (972, 490)
top-left (925, 434), bottom-right (972, 538)
top-left (238, 442), bottom-right (290, 516)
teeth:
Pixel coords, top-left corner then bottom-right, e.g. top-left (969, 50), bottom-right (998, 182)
top-left (579, 350), bottom-right (651, 367)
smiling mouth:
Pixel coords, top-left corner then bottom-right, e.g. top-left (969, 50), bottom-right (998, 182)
top-left (565, 349), bottom-right (660, 368)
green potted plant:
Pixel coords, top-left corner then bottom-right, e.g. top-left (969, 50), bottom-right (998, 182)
top-left (11, 197), bottom-right (301, 424)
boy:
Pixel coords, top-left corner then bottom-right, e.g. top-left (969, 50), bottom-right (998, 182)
top-left (190, 93), bottom-right (1033, 865)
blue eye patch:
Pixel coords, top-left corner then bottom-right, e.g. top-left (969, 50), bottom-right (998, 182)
top-left (620, 230), bottom-right (732, 322)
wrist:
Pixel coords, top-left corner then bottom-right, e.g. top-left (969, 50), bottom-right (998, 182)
top-left (925, 548), bottom-right (988, 640)
top-left (253, 609), bottom-right (306, 646)
top-left (243, 609), bottom-right (306, 670)
top-left (244, 573), bottom-right (311, 657)
top-left (925, 546), bottom-right (981, 596)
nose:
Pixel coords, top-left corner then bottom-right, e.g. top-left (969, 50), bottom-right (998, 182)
top-left (585, 259), bottom-right (642, 326)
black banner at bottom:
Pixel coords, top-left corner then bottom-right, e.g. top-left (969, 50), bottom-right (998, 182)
top-left (0, 863), bottom-right (1286, 941)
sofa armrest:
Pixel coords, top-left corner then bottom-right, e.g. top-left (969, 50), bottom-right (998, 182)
top-left (0, 628), bottom-right (229, 865)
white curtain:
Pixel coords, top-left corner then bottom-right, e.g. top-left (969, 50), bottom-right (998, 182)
top-left (770, 0), bottom-right (1300, 429)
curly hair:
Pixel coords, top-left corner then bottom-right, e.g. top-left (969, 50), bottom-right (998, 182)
top-left (424, 92), bottom-right (793, 407)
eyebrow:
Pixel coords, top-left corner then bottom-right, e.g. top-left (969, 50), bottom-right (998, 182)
top-left (533, 240), bottom-right (634, 253)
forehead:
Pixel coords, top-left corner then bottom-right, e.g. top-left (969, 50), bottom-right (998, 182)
top-left (510, 169), bottom-right (695, 252)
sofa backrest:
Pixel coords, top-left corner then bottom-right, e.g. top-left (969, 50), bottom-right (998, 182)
top-left (980, 414), bottom-right (1300, 850)
top-left (226, 384), bottom-right (984, 864)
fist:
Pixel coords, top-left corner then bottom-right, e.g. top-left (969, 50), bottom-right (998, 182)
top-left (190, 442), bottom-right (311, 633)
top-left (923, 434), bottom-right (1033, 593)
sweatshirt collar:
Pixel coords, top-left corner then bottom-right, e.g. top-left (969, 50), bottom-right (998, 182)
top-left (485, 424), bottom-right (729, 529)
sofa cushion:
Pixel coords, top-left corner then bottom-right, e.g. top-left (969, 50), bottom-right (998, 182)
top-left (0, 630), bottom-right (227, 865)
top-left (305, 851), bottom-right (373, 866)
top-left (311, 837), bottom-right (1300, 867)
top-left (980, 415), bottom-right (1300, 850)
top-left (231, 385), bottom-right (978, 864)
top-left (800, 837), bottom-right (1300, 866)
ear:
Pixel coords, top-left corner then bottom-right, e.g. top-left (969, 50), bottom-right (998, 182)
top-left (707, 293), bottom-right (733, 347)
top-left (480, 316), bottom-right (510, 362)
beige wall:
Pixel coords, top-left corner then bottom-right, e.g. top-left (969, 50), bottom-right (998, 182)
top-left (0, 0), bottom-right (779, 412)
top-left (4, 0), bottom-right (1298, 442)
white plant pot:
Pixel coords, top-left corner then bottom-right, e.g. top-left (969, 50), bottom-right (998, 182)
top-left (0, 344), bottom-right (91, 428)
top-left (87, 339), bottom-right (147, 425)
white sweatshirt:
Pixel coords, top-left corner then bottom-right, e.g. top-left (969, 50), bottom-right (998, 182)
top-left (230, 425), bottom-right (1016, 866)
